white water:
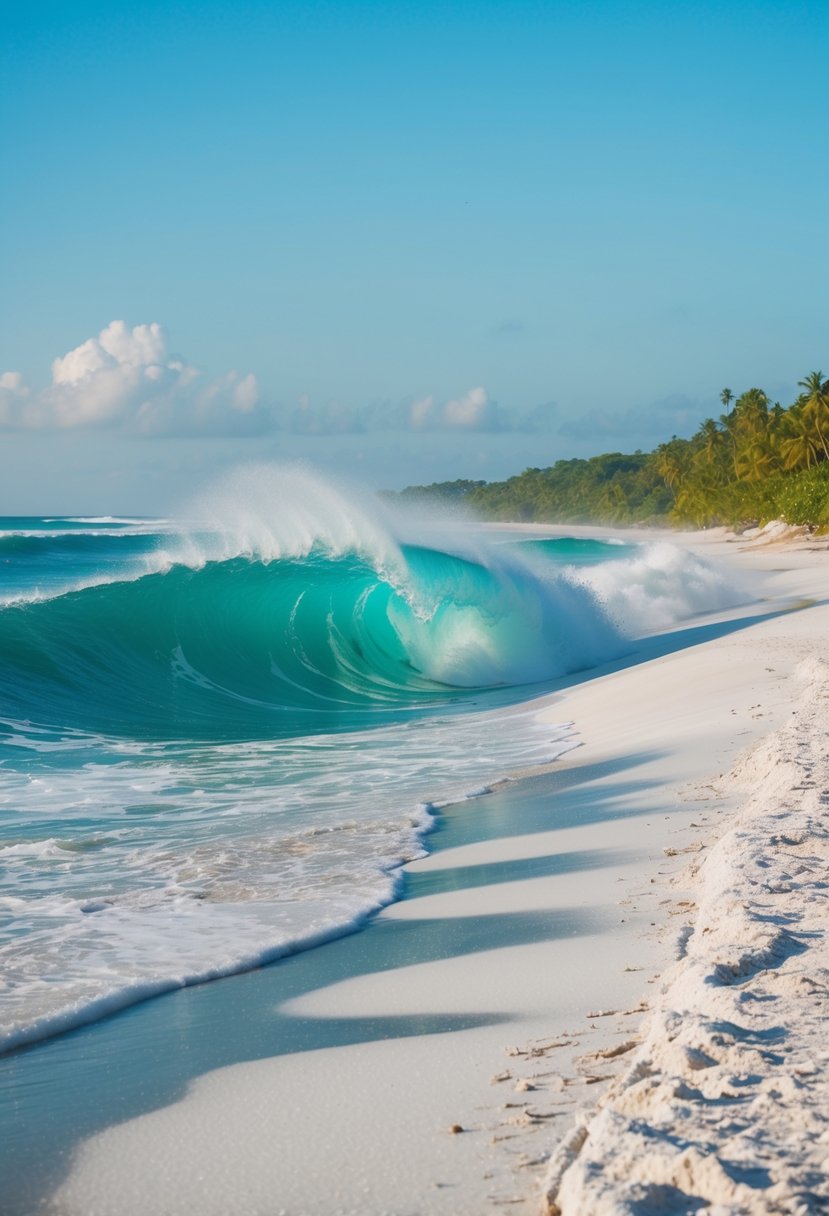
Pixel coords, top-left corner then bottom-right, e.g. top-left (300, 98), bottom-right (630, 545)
top-left (0, 469), bottom-right (750, 1056)
top-left (0, 706), bottom-right (575, 1054)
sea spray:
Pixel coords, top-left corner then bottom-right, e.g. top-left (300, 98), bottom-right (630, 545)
top-left (569, 540), bottom-right (748, 633)
top-left (0, 466), bottom-right (748, 1051)
top-left (0, 469), bottom-right (632, 739)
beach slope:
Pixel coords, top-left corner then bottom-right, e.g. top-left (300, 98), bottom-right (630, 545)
top-left (545, 651), bottom-right (829, 1215)
top-left (43, 526), bottom-right (829, 1216)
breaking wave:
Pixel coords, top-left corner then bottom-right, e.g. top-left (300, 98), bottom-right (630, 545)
top-left (0, 467), bottom-right (744, 741)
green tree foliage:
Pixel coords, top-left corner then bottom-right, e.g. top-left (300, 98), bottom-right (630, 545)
top-left (384, 479), bottom-right (487, 506)
top-left (664, 374), bottom-right (829, 527)
top-left (385, 370), bottom-right (829, 530)
top-left (797, 371), bottom-right (829, 461)
top-left (390, 454), bottom-right (671, 524)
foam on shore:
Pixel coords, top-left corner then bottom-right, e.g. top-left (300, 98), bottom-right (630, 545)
top-left (545, 656), bottom-right (829, 1215)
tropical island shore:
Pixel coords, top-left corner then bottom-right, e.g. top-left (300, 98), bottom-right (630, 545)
top-left (31, 523), bottom-right (829, 1216)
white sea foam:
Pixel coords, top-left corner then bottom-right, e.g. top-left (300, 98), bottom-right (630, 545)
top-left (0, 554), bottom-right (178, 607)
top-left (0, 707), bottom-right (575, 1054)
top-left (564, 541), bottom-right (747, 634)
top-left (59, 516), bottom-right (167, 525)
top-left (546, 660), bottom-right (829, 1213)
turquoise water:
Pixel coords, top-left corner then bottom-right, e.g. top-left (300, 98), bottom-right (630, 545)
top-left (0, 473), bottom-right (741, 1055)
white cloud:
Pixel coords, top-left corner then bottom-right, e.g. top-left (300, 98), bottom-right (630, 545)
top-left (232, 372), bottom-right (259, 414)
top-left (290, 388), bottom-right (558, 436)
top-left (409, 386), bottom-right (500, 431)
top-left (1, 331), bottom-right (559, 441)
top-left (409, 395), bottom-right (435, 429)
top-left (1, 321), bottom-right (271, 436)
top-left (443, 386), bottom-right (491, 428)
top-left (0, 371), bottom-right (30, 427)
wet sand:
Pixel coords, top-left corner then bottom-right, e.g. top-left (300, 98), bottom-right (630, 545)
top-left (6, 524), bottom-right (828, 1215)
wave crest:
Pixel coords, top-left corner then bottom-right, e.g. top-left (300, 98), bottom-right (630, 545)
top-left (0, 469), bottom-right (745, 740)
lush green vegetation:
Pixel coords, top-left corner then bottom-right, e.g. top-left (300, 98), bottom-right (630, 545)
top-left (652, 375), bottom-right (829, 528)
top-left (387, 373), bottom-right (829, 530)
top-left (468, 453), bottom-right (672, 523)
top-left (392, 479), bottom-right (487, 506)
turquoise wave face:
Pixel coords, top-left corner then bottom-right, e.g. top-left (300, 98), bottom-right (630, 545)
top-left (0, 520), bottom-right (172, 600)
top-left (0, 538), bottom-right (626, 741)
top-left (512, 536), bottom-right (633, 565)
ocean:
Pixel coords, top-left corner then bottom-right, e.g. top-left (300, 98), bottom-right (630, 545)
top-left (0, 468), bottom-right (742, 1058)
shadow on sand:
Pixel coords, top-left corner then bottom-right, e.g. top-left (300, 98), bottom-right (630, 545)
top-left (0, 595), bottom-right (810, 1211)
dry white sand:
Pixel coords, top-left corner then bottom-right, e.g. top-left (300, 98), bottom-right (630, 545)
top-left (48, 524), bottom-right (829, 1216)
top-left (544, 654), bottom-right (829, 1215)
top-left (542, 530), bottom-right (829, 1216)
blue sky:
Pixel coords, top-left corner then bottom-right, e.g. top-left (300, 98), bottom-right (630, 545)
top-left (1, 0), bottom-right (827, 511)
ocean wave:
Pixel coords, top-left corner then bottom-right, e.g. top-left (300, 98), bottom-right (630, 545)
top-left (0, 469), bottom-right (751, 1056)
top-left (0, 471), bottom-right (745, 741)
top-left (0, 545), bottom-right (618, 738)
top-left (0, 710), bottom-right (574, 1055)
top-left (570, 540), bottom-right (747, 633)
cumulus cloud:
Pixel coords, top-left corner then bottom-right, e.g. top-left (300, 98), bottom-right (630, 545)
top-left (409, 395), bottom-right (435, 429)
top-left (409, 386), bottom-right (501, 431)
top-left (264, 388), bottom-right (513, 437)
top-left (0, 321), bottom-right (273, 436)
top-left (444, 386), bottom-right (492, 428)
top-left (406, 387), bottom-right (556, 434)
top-left (1, 328), bottom-right (561, 442)
top-left (284, 388), bottom-right (559, 436)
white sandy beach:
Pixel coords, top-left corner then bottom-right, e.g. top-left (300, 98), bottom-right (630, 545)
top-left (47, 524), bottom-right (829, 1216)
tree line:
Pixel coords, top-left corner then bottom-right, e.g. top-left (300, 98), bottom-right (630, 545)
top-left (387, 372), bottom-right (829, 530)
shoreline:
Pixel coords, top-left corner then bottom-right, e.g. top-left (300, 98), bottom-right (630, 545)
top-left (544, 655), bottom-right (829, 1214)
top-left (533, 529), bottom-right (829, 1215)
top-left (5, 523), bottom-right (828, 1214)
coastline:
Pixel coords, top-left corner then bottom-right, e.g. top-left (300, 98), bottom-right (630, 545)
top-left (538, 526), bottom-right (829, 1214)
top-left (544, 655), bottom-right (829, 1214)
top-left (7, 523), bottom-right (829, 1214)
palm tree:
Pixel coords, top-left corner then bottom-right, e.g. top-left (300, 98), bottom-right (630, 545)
top-left (727, 388), bottom-right (771, 480)
top-left (718, 408), bottom-right (739, 476)
top-left (735, 387), bottom-right (769, 423)
top-left (654, 438), bottom-right (691, 503)
top-left (797, 371), bottom-right (829, 461)
top-left (720, 387), bottom-right (734, 413)
top-left (799, 370), bottom-right (825, 396)
top-left (734, 441), bottom-right (775, 482)
top-left (699, 418), bottom-right (720, 457)
top-left (780, 406), bottom-right (821, 471)
top-left (675, 478), bottom-right (717, 527)
top-left (690, 418), bottom-right (730, 496)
